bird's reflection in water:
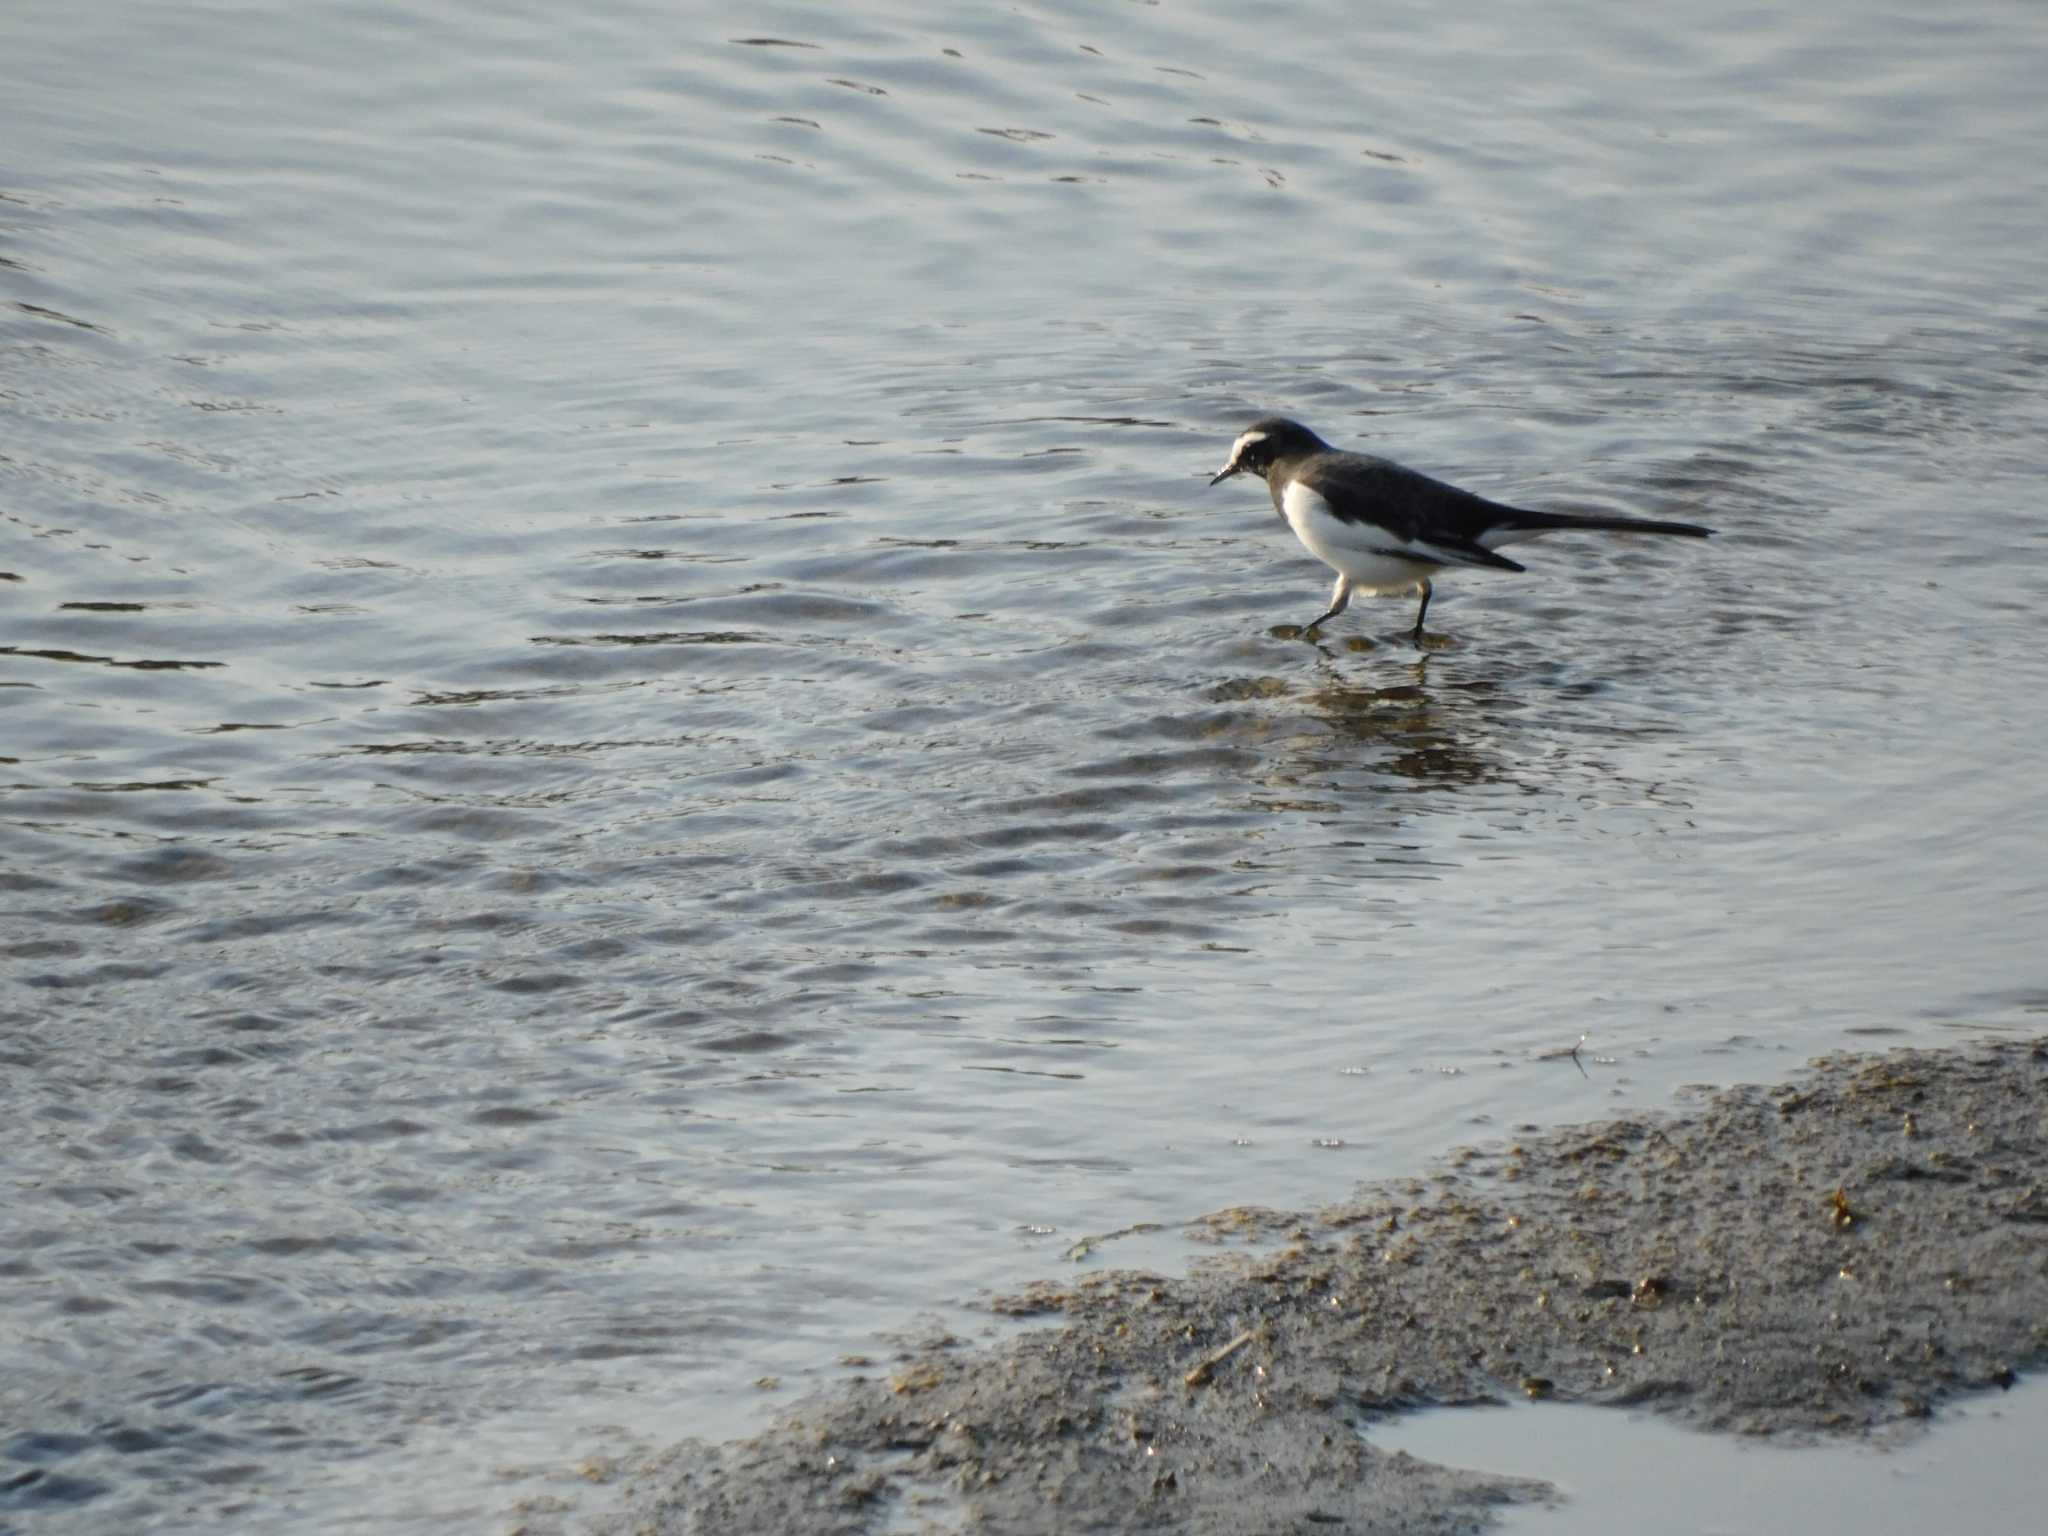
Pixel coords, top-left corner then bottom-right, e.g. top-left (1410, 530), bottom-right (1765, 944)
top-left (1216, 640), bottom-right (1697, 817)
top-left (1289, 656), bottom-right (1502, 793)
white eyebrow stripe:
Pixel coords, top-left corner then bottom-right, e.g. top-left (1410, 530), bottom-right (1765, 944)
top-left (1230, 430), bottom-right (1269, 459)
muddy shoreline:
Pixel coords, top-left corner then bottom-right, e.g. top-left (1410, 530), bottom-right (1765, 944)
top-left (596, 1039), bottom-right (2046, 1533)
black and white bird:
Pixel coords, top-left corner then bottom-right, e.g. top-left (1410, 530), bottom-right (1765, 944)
top-left (1210, 417), bottom-right (1713, 641)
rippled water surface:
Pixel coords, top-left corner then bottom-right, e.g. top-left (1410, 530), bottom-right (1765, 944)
top-left (5, 0), bottom-right (2046, 1528)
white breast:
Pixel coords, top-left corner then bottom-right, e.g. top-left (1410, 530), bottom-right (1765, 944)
top-left (1279, 481), bottom-right (1435, 592)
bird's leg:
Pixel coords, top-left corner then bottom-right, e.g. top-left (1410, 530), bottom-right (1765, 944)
top-left (1409, 579), bottom-right (1433, 645)
top-left (1300, 573), bottom-right (1352, 636)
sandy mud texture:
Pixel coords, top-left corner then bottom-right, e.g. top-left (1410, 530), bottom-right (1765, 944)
top-left (596, 1038), bottom-right (2046, 1534)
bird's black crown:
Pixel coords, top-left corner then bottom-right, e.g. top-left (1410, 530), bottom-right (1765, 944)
top-left (1230, 416), bottom-right (1329, 476)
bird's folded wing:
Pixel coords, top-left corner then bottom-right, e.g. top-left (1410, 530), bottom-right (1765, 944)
top-left (1303, 453), bottom-right (1534, 555)
top-left (1377, 537), bottom-right (1527, 573)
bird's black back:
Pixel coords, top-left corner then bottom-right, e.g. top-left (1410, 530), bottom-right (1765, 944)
top-left (1278, 449), bottom-right (1713, 544)
top-left (1276, 450), bottom-right (1527, 545)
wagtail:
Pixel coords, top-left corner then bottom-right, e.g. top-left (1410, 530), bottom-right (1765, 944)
top-left (1210, 416), bottom-right (1713, 641)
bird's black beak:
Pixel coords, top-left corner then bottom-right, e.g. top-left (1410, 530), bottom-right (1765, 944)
top-left (1209, 462), bottom-right (1241, 486)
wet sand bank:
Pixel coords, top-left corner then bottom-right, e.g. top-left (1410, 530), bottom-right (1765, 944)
top-left (597, 1038), bottom-right (2046, 1534)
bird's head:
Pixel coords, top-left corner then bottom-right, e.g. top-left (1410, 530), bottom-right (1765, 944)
top-left (1209, 416), bottom-right (1327, 485)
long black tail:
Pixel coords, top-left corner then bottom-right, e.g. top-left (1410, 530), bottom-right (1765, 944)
top-left (1505, 507), bottom-right (1715, 538)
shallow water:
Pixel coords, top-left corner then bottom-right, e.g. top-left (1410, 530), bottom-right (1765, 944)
top-left (1376, 1376), bottom-right (2048, 1536)
top-left (3, 0), bottom-right (2046, 1529)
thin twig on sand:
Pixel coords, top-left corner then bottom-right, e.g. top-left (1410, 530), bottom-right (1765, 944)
top-left (1183, 1329), bottom-right (1257, 1387)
